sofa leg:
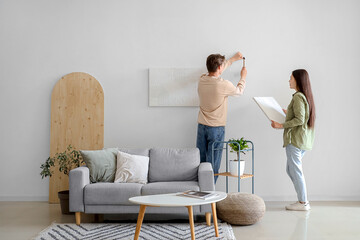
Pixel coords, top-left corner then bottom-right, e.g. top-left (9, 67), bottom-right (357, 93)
top-left (75, 212), bottom-right (81, 226)
top-left (205, 212), bottom-right (211, 226)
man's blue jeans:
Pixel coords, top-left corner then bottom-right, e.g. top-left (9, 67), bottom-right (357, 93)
top-left (196, 123), bottom-right (225, 183)
top-left (285, 144), bottom-right (308, 202)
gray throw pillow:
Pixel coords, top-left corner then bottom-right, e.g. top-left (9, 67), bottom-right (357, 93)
top-left (80, 148), bottom-right (118, 183)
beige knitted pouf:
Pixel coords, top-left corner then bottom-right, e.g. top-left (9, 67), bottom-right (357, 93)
top-left (217, 192), bottom-right (265, 225)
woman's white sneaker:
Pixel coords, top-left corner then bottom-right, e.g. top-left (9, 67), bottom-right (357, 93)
top-left (285, 202), bottom-right (311, 211)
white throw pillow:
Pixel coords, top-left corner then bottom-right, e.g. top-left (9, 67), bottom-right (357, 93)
top-left (114, 151), bottom-right (149, 184)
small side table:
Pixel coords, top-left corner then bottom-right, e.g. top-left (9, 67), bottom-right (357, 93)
top-left (212, 140), bottom-right (255, 193)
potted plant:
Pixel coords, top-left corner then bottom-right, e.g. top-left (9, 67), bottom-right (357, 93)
top-left (40, 144), bottom-right (84, 214)
top-left (228, 138), bottom-right (249, 176)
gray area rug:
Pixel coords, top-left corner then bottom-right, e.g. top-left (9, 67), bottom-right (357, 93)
top-left (33, 222), bottom-right (236, 240)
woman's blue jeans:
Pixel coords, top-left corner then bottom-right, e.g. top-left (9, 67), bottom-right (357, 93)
top-left (196, 123), bottom-right (225, 183)
top-left (285, 144), bottom-right (308, 202)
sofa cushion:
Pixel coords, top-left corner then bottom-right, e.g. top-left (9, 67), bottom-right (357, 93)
top-left (84, 182), bottom-right (142, 205)
top-left (114, 151), bottom-right (149, 184)
top-left (80, 148), bottom-right (118, 183)
top-left (149, 148), bottom-right (200, 182)
top-left (118, 148), bottom-right (150, 157)
top-left (141, 181), bottom-right (200, 195)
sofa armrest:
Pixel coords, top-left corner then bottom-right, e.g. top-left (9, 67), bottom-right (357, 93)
top-left (69, 166), bottom-right (90, 212)
top-left (198, 162), bottom-right (215, 191)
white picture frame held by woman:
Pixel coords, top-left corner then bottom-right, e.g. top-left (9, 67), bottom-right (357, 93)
top-left (253, 97), bottom-right (286, 123)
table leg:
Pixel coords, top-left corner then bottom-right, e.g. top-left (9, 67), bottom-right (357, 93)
top-left (187, 206), bottom-right (195, 240)
top-left (134, 205), bottom-right (147, 240)
top-left (211, 203), bottom-right (219, 237)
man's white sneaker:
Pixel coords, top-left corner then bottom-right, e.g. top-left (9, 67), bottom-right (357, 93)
top-left (285, 202), bottom-right (311, 211)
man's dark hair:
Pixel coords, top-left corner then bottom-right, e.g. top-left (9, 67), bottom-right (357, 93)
top-left (206, 54), bottom-right (225, 73)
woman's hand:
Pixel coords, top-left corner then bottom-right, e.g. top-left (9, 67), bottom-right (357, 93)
top-left (271, 120), bottom-right (283, 129)
top-left (283, 109), bottom-right (287, 114)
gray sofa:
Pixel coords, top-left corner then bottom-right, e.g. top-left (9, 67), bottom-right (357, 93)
top-left (69, 148), bottom-right (215, 225)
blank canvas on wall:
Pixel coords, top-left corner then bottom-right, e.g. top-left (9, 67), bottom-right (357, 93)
top-left (148, 68), bottom-right (242, 107)
top-left (149, 68), bottom-right (204, 106)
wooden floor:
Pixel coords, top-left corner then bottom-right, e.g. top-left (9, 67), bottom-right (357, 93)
top-left (0, 201), bottom-right (359, 239)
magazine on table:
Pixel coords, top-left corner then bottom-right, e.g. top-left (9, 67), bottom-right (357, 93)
top-left (178, 190), bottom-right (219, 200)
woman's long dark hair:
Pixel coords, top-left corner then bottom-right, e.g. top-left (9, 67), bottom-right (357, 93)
top-left (292, 69), bottom-right (316, 128)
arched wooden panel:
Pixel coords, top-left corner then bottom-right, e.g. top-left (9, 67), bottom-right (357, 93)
top-left (49, 72), bottom-right (104, 203)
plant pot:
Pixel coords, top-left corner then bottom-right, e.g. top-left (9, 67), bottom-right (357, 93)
top-left (58, 190), bottom-right (73, 215)
top-left (229, 160), bottom-right (245, 176)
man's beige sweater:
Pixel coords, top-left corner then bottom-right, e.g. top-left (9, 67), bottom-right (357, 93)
top-left (197, 60), bottom-right (246, 127)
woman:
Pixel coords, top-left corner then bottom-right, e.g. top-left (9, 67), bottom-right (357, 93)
top-left (271, 69), bottom-right (315, 211)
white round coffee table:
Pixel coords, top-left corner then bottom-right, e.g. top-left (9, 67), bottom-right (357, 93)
top-left (129, 191), bottom-right (227, 240)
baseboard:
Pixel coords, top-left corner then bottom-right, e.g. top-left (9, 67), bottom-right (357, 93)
top-left (0, 195), bottom-right (48, 201)
top-left (261, 195), bottom-right (360, 201)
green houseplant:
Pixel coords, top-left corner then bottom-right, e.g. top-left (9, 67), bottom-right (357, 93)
top-left (228, 138), bottom-right (249, 176)
top-left (40, 144), bottom-right (84, 214)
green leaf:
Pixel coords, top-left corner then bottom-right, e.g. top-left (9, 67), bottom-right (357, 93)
top-left (228, 137), bottom-right (249, 153)
top-left (39, 144), bottom-right (83, 178)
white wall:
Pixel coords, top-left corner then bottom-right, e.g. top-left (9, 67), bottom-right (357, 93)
top-left (0, 0), bottom-right (359, 201)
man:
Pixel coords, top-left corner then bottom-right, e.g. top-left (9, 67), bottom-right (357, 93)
top-left (197, 52), bottom-right (247, 183)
